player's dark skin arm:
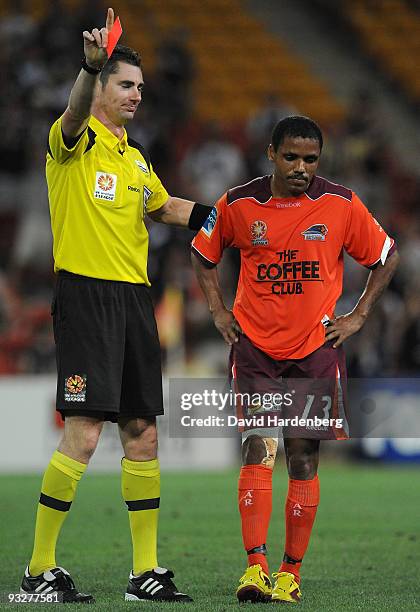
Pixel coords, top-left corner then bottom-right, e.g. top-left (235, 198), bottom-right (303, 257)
top-left (191, 252), bottom-right (242, 345)
top-left (326, 250), bottom-right (399, 348)
top-left (287, 252), bottom-right (399, 482)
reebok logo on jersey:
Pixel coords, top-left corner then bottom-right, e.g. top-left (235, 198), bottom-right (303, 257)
top-left (201, 207), bottom-right (217, 238)
top-left (275, 201), bottom-right (302, 208)
top-left (301, 224), bottom-right (328, 241)
top-left (94, 172), bottom-right (117, 201)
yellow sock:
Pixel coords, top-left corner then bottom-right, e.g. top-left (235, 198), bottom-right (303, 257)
top-left (29, 451), bottom-right (86, 576)
top-left (121, 457), bottom-right (160, 575)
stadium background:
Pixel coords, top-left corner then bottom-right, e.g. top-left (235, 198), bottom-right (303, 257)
top-left (0, 0), bottom-right (419, 609)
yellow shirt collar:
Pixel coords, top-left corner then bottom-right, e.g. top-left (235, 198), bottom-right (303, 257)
top-left (89, 115), bottom-right (128, 151)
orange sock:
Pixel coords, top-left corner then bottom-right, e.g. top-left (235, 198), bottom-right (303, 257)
top-left (280, 475), bottom-right (320, 583)
top-left (238, 465), bottom-right (272, 574)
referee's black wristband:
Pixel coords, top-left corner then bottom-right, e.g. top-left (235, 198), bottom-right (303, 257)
top-left (188, 202), bottom-right (211, 230)
top-left (81, 57), bottom-right (102, 75)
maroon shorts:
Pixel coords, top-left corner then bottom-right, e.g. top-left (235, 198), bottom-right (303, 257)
top-left (229, 334), bottom-right (348, 440)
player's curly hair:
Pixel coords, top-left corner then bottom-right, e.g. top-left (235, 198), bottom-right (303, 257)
top-left (99, 44), bottom-right (142, 86)
top-left (271, 116), bottom-right (323, 151)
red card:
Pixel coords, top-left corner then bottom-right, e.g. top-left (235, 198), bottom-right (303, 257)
top-left (106, 17), bottom-right (122, 57)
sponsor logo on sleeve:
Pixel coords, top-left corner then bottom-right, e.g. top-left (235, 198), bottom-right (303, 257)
top-left (301, 224), bottom-right (328, 241)
top-left (94, 172), bottom-right (117, 201)
top-left (64, 374), bottom-right (87, 402)
top-left (251, 220), bottom-right (269, 246)
top-left (143, 185), bottom-right (153, 214)
top-left (201, 206), bottom-right (217, 238)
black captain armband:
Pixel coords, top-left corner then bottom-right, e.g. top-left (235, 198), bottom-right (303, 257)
top-left (81, 57), bottom-right (102, 75)
top-left (188, 202), bottom-right (211, 230)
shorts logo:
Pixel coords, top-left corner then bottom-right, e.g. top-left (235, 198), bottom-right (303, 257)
top-left (251, 220), bottom-right (268, 246)
top-left (321, 314), bottom-right (331, 328)
top-left (94, 172), bottom-right (117, 201)
top-left (135, 159), bottom-right (149, 174)
top-left (301, 224), bottom-right (328, 241)
top-left (64, 374), bottom-right (87, 402)
top-left (247, 402), bottom-right (263, 416)
top-left (201, 206), bottom-right (217, 238)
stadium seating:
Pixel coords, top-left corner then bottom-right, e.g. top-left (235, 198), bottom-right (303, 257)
top-left (14, 0), bottom-right (345, 125)
top-left (112, 0), bottom-right (345, 126)
top-left (343, 0), bottom-right (420, 103)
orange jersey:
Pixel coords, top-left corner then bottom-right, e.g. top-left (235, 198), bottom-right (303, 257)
top-left (192, 175), bottom-right (394, 360)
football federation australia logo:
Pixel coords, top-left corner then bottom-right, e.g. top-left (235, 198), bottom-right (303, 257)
top-left (251, 220), bottom-right (269, 246)
top-left (94, 172), bottom-right (117, 201)
top-left (301, 224), bottom-right (328, 241)
top-left (98, 174), bottom-right (114, 191)
top-left (64, 374), bottom-right (87, 403)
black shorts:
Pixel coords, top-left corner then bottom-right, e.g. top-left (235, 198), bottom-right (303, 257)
top-left (52, 271), bottom-right (164, 422)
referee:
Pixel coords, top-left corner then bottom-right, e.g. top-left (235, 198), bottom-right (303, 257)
top-left (21, 8), bottom-right (208, 604)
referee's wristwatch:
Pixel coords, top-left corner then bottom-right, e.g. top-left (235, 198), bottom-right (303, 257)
top-left (81, 57), bottom-right (102, 75)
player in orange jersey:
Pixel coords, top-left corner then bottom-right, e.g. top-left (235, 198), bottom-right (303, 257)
top-left (191, 116), bottom-right (399, 603)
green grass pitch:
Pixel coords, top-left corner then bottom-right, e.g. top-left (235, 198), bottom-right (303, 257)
top-left (0, 464), bottom-right (419, 611)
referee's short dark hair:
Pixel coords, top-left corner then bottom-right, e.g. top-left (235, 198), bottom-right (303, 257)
top-left (100, 44), bottom-right (142, 86)
top-left (271, 116), bottom-right (323, 152)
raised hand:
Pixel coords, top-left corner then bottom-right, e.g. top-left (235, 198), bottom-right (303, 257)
top-left (82, 7), bottom-right (114, 69)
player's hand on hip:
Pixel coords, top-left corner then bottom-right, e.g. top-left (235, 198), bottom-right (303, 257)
top-left (325, 312), bottom-right (366, 348)
top-left (212, 308), bottom-right (242, 345)
top-left (82, 7), bottom-right (114, 69)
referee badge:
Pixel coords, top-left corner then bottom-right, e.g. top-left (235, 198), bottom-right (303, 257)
top-left (64, 374), bottom-right (87, 403)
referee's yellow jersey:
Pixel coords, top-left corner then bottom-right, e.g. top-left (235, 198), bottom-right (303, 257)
top-left (46, 114), bottom-right (169, 285)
